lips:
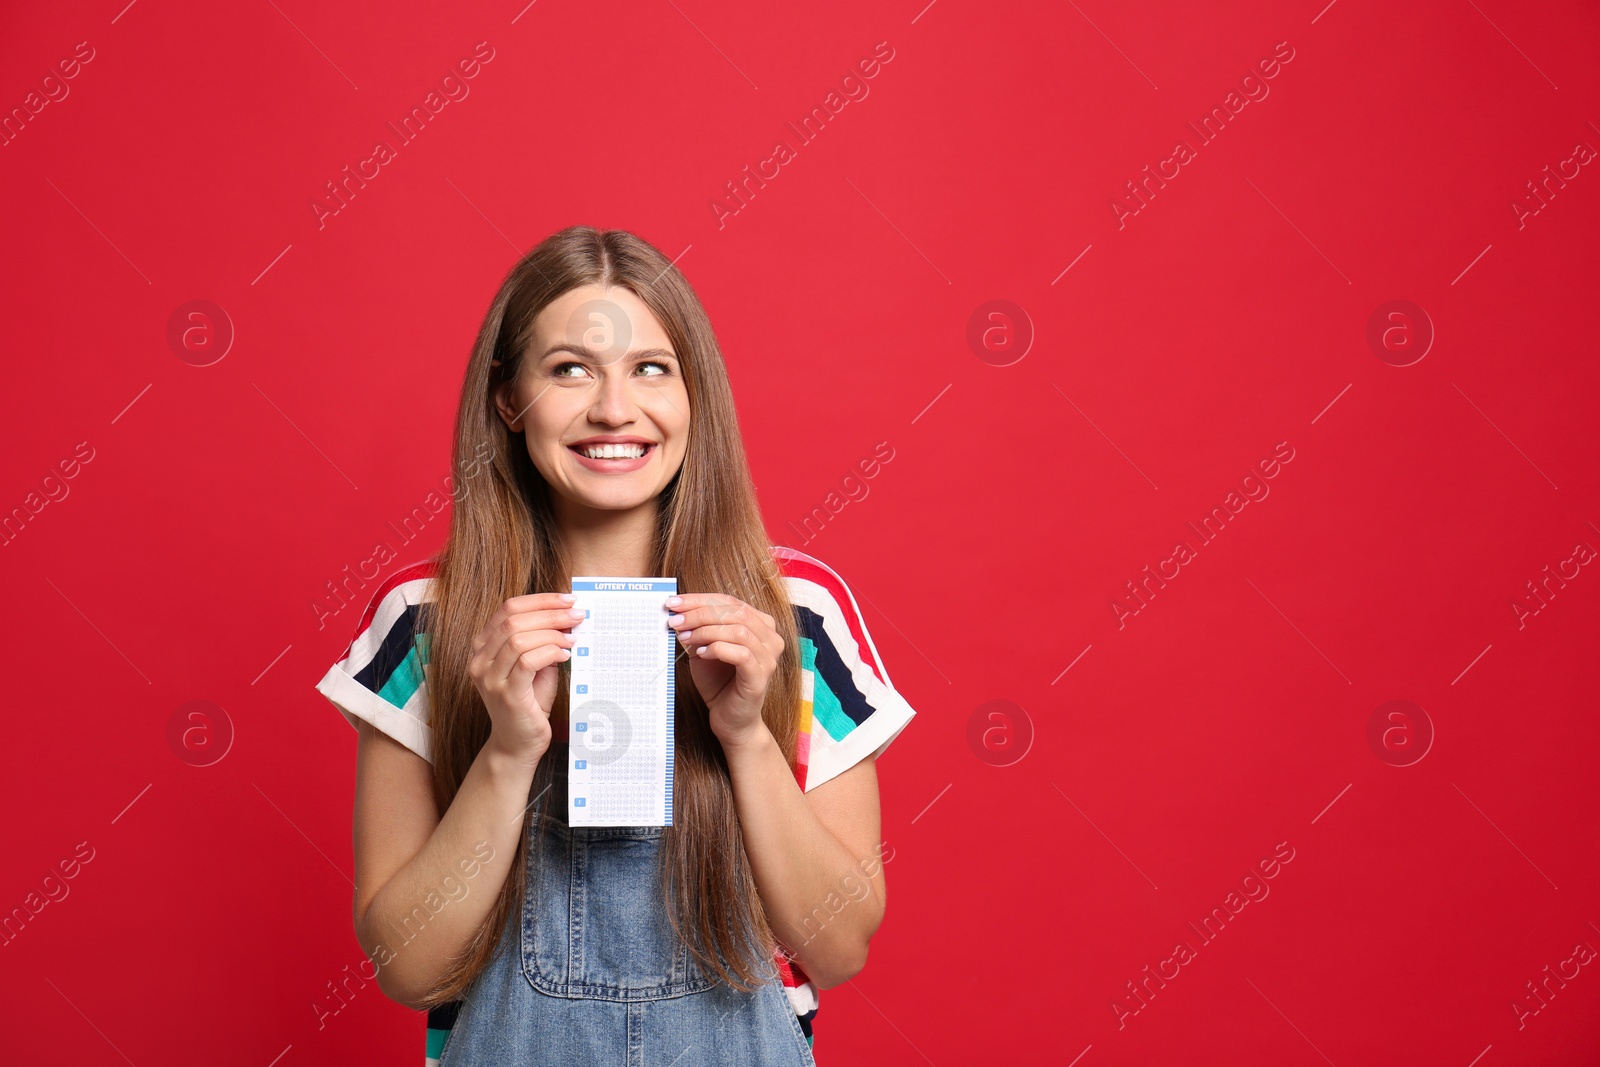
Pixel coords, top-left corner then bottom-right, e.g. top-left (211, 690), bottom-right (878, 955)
top-left (566, 441), bottom-right (656, 472)
top-left (567, 436), bottom-right (657, 447)
top-left (568, 442), bottom-right (654, 458)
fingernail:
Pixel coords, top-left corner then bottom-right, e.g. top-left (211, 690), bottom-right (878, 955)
top-left (665, 596), bottom-right (682, 607)
top-left (569, 608), bottom-right (586, 619)
top-left (667, 614), bottom-right (685, 626)
top-left (560, 593), bottom-right (576, 602)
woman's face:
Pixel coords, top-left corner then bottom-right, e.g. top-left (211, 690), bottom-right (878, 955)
top-left (495, 284), bottom-right (691, 514)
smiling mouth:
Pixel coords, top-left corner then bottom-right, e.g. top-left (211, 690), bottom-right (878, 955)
top-left (568, 442), bottom-right (656, 461)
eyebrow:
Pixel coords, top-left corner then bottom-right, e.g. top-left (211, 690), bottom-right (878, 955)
top-left (539, 343), bottom-right (678, 364)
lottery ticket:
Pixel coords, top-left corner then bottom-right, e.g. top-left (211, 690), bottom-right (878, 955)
top-left (566, 577), bottom-right (677, 826)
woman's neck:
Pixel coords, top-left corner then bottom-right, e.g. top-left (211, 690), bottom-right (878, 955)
top-left (556, 498), bottom-right (661, 577)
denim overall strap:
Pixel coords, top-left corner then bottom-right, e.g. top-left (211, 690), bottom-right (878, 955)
top-left (437, 812), bottom-right (817, 1067)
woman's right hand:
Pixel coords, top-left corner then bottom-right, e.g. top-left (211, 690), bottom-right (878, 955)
top-left (469, 592), bottom-right (582, 767)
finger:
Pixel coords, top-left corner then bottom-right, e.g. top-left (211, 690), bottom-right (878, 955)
top-left (678, 622), bottom-right (759, 657)
top-left (693, 639), bottom-right (756, 666)
top-left (505, 591), bottom-right (580, 613)
top-left (676, 606), bottom-right (780, 646)
top-left (668, 599), bottom-right (751, 632)
top-left (488, 629), bottom-right (573, 688)
top-left (498, 605), bottom-right (587, 645)
top-left (504, 640), bottom-right (570, 705)
top-left (660, 592), bottom-right (738, 615)
top-left (475, 602), bottom-right (584, 654)
top-left (473, 593), bottom-right (578, 651)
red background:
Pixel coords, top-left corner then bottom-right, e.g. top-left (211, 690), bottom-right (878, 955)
top-left (4, 1), bottom-right (1599, 1064)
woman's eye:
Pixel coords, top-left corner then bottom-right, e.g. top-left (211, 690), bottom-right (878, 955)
top-left (550, 360), bottom-right (671, 379)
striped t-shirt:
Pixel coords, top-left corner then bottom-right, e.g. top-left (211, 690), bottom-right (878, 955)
top-left (314, 545), bottom-right (917, 1065)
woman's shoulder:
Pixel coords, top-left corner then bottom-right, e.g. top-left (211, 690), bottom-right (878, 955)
top-left (769, 545), bottom-right (892, 687)
top-left (769, 544), bottom-right (847, 587)
top-left (347, 559), bottom-right (439, 641)
top-left (316, 558), bottom-right (440, 764)
top-left (769, 544), bottom-right (859, 611)
top-left (769, 545), bottom-right (917, 792)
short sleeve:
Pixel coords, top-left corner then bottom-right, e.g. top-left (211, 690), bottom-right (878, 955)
top-left (314, 563), bottom-right (437, 764)
top-left (774, 547), bottom-right (918, 793)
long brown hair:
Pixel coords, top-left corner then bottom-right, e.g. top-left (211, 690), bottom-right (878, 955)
top-left (417, 226), bottom-right (803, 1006)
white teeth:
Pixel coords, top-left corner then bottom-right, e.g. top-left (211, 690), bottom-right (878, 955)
top-left (577, 443), bottom-right (648, 459)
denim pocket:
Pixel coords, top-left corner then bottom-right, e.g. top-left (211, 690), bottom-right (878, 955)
top-left (520, 815), bottom-right (715, 1001)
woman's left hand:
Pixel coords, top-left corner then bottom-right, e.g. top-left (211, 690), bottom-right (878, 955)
top-left (666, 593), bottom-right (785, 749)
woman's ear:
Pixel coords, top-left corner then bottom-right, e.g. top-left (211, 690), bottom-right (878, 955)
top-left (490, 368), bottom-right (523, 432)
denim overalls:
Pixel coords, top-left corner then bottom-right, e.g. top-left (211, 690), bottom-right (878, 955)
top-left (437, 807), bottom-right (818, 1067)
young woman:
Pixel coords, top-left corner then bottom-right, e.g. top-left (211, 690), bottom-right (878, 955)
top-left (315, 226), bottom-right (918, 1066)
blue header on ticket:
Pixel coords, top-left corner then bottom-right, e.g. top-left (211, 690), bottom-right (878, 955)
top-left (570, 577), bottom-right (679, 592)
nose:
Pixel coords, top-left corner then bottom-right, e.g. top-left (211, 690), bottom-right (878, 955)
top-left (587, 363), bottom-right (640, 426)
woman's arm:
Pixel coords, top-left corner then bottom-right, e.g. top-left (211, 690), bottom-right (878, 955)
top-left (351, 592), bottom-right (574, 1007)
top-left (723, 728), bottom-right (887, 989)
top-left (351, 721), bottom-right (538, 1009)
